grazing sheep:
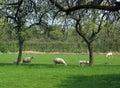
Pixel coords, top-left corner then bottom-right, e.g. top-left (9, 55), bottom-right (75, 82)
top-left (23, 56), bottom-right (34, 63)
top-left (13, 60), bottom-right (17, 64)
top-left (106, 52), bottom-right (112, 57)
top-left (13, 60), bottom-right (21, 64)
top-left (54, 58), bottom-right (67, 66)
top-left (79, 60), bottom-right (89, 66)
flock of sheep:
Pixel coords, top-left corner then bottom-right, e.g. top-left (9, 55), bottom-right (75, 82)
top-left (54, 52), bottom-right (113, 66)
top-left (13, 52), bottom-right (113, 66)
top-left (13, 56), bottom-right (34, 64)
top-left (54, 52), bottom-right (112, 66)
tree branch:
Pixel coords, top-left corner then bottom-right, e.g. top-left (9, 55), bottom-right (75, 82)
top-left (75, 19), bottom-right (89, 44)
top-left (67, 5), bottom-right (120, 12)
top-left (49, 0), bottom-right (66, 12)
top-left (49, 0), bottom-right (120, 12)
top-left (90, 12), bottom-right (106, 42)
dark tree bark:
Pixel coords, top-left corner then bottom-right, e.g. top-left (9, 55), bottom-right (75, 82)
top-left (49, 0), bottom-right (120, 12)
top-left (87, 42), bottom-right (93, 66)
top-left (17, 36), bottom-right (24, 65)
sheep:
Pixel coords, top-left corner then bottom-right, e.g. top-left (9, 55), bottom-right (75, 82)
top-left (23, 56), bottom-right (34, 63)
top-left (79, 60), bottom-right (89, 66)
top-left (13, 60), bottom-right (21, 64)
top-left (106, 52), bottom-right (112, 57)
top-left (13, 60), bottom-right (17, 64)
top-left (54, 58), bottom-right (67, 66)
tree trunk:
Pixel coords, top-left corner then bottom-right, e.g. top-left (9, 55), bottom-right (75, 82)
top-left (87, 42), bottom-right (93, 66)
top-left (17, 37), bottom-right (24, 65)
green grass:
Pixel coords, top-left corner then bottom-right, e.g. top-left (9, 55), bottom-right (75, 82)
top-left (0, 53), bottom-right (120, 88)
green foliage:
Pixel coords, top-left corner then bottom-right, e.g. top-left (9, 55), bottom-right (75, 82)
top-left (0, 18), bottom-right (5, 26)
top-left (94, 22), bottom-right (120, 52)
top-left (0, 42), bottom-right (7, 53)
top-left (23, 41), bottom-right (84, 53)
top-left (0, 54), bottom-right (120, 88)
top-left (82, 20), bottom-right (98, 37)
top-left (49, 29), bottom-right (64, 41)
top-left (0, 0), bottom-right (2, 3)
top-left (0, 16), bottom-right (119, 53)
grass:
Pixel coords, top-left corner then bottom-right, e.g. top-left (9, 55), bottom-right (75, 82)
top-left (0, 53), bottom-right (120, 88)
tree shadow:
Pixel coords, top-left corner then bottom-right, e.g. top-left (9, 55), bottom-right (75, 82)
top-left (56, 74), bottom-right (120, 88)
top-left (0, 62), bottom-right (66, 68)
top-left (0, 63), bottom-right (120, 68)
top-left (21, 63), bottom-right (57, 68)
top-left (0, 63), bottom-right (14, 66)
top-left (94, 65), bottom-right (120, 67)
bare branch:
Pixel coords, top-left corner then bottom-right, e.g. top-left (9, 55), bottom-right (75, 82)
top-left (49, 0), bottom-right (120, 12)
top-left (75, 19), bottom-right (89, 44)
top-left (49, 0), bottom-right (66, 12)
top-left (90, 12), bottom-right (107, 42)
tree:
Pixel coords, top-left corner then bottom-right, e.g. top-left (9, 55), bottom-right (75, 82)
top-left (0, 0), bottom-right (119, 66)
top-left (48, 0), bottom-right (120, 66)
top-left (3, 0), bottom-right (35, 64)
top-left (1, 0), bottom-right (51, 64)
top-left (72, 10), bottom-right (106, 66)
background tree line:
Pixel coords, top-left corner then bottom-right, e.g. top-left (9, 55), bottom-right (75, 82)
top-left (0, 21), bottom-right (120, 53)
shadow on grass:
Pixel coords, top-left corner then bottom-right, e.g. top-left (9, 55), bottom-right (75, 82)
top-left (0, 63), bottom-right (67, 68)
top-left (0, 63), bottom-right (14, 66)
top-left (0, 63), bottom-right (120, 67)
top-left (56, 74), bottom-right (120, 88)
top-left (22, 63), bottom-right (57, 68)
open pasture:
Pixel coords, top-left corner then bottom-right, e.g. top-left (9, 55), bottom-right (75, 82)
top-left (0, 53), bottom-right (120, 88)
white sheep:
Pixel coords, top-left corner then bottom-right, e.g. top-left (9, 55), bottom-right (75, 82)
top-left (106, 52), bottom-right (112, 57)
top-left (23, 56), bottom-right (34, 63)
top-left (54, 58), bottom-right (67, 66)
top-left (79, 60), bottom-right (89, 66)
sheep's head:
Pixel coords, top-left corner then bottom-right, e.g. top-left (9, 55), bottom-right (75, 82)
top-left (64, 63), bottom-right (67, 66)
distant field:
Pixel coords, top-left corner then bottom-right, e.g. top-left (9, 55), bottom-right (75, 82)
top-left (0, 53), bottom-right (120, 88)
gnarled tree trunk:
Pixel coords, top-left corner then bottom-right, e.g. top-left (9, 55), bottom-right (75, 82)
top-left (87, 42), bottom-right (93, 66)
top-left (17, 36), bottom-right (24, 65)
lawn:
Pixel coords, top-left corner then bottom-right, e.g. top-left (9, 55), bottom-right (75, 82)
top-left (0, 53), bottom-right (120, 88)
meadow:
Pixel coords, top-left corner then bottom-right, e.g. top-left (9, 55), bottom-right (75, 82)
top-left (0, 53), bottom-right (120, 88)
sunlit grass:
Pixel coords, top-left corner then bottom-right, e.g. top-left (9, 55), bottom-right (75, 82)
top-left (0, 53), bottom-right (120, 88)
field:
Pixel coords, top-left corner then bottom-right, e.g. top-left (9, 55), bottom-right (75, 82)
top-left (0, 53), bottom-right (120, 88)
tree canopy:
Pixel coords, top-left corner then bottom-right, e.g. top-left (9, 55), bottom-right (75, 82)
top-left (0, 0), bottom-right (119, 65)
